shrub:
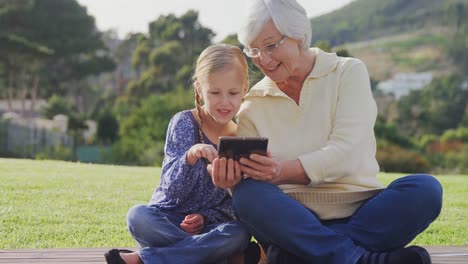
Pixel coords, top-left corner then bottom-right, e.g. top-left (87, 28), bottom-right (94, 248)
top-left (35, 146), bottom-right (73, 161)
top-left (377, 140), bottom-right (431, 173)
top-left (443, 145), bottom-right (468, 174)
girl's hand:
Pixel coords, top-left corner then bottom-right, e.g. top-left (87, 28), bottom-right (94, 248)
top-left (180, 213), bottom-right (205, 235)
top-left (239, 152), bottom-right (282, 184)
top-left (187, 144), bottom-right (218, 165)
top-left (207, 157), bottom-right (242, 189)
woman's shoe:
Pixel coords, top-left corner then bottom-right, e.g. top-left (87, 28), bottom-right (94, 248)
top-left (388, 246), bottom-right (432, 264)
top-left (359, 246), bottom-right (432, 264)
top-left (104, 249), bottom-right (133, 264)
top-left (266, 245), bottom-right (304, 264)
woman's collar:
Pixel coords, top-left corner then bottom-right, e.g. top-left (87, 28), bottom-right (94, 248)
top-left (246, 48), bottom-right (340, 98)
top-left (308, 48), bottom-right (340, 78)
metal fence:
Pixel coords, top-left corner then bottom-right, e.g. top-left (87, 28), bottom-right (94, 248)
top-left (0, 119), bottom-right (73, 158)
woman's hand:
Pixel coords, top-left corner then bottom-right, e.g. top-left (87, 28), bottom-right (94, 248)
top-left (239, 152), bottom-right (282, 184)
top-left (240, 153), bottom-right (311, 185)
top-left (186, 144), bottom-right (218, 165)
top-left (180, 213), bottom-right (205, 235)
top-left (207, 157), bottom-right (243, 189)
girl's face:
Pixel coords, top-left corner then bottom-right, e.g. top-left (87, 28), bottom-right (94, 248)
top-left (197, 65), bottom-right (247, 125)
top-left (249, 20), bottom-right (302, 83)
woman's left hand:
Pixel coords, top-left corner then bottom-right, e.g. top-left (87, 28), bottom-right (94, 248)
top-left (180, 213), bottom-right (205, 235)
top-left (239, 152), bottom-right (282, 184)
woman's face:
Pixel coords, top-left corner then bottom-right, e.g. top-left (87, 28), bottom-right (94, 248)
top-left (248, 20), bottom-right (302, 83)
top-left (197, 65), bottom-right (247, 125)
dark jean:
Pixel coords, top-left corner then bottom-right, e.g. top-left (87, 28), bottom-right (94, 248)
top-left (126, 205), bottom-right (250, 264)
top-left (232, 174), bottom-right (443, 264)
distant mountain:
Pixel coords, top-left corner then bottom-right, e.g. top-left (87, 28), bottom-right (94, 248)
top-left (310, 0), bottom-right (464, 46)
top-left (309, 0), bottom-right (467, 80)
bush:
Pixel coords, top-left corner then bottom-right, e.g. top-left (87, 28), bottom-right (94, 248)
top-left (35, 146), bottom-right (73, 161)
top-left (414, 134), bottom-right (438, 149)
top-left (443, 146), bottom-right (468, 174)
top-left (108, 87), bottom-right (192, 166)
top-left (440, 126), bottom-right (468, 142)
top-left (374, 118), bottom-right (413, 148)
top-left (426, 140), bottom-right (464, 154)
top-left (377, 140), bottom-right (431, 173)
top-left (40, 95), bottom-right (74, 119)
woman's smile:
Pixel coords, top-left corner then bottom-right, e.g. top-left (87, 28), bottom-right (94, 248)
top-left (265, 62), bottom-right (281, 72)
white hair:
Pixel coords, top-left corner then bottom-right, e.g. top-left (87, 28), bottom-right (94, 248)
top-left (238, 0), bottom-right (312, 50)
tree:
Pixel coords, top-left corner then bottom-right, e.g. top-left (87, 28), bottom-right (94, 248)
top-left (110, 87), bottom-right (193, 165)
top-left (0, 0), bottom-right (115, 116)
top-left (397, 75), bottom-right (467, 135)
top-left (335, 48), bottom-right (352, 57)
top-left (220, 33), bottom-right (264, 86)
top-left (374, 117), bottom-right (412, 148)
top-left (314, 40), bottom-right (331, 52)
top-left (0, 1), bottom-right (53, 114)
top-left (124, 10), bottom-right (214, 103)
top-left (40, 94), bottom-right (73, 119)
top-left (449, 3), bottom-right (467, 75)
top-left (96, 110), bottom-right (119, 144)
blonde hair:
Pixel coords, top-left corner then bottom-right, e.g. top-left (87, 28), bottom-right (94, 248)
top-left (238, 0), bottom-right (312, 50)
top-left (192, 44), bottom-right (249, 143)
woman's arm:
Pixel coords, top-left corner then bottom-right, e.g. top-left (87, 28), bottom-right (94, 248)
top-left (297, 60), bottom-right (377, 185)
top-left (236, 60), bottom-right (376, 186)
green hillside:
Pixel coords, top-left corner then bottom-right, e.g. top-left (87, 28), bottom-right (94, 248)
top-left (310, 0), bottom-right (467, 80)
top-left (336, 29), bottom-right (456, 80)
top-left (311, 0), bottom-right (464, 46)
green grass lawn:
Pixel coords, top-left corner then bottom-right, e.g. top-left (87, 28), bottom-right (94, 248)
top-left (1, 158), bottom-right (467, 249)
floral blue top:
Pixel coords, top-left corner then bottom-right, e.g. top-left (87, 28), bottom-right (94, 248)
top-left (149, 110), bottom-right (235, 224)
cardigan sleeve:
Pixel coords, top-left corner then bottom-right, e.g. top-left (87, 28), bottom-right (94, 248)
top-left (298, 60), bottom-right (378, 185)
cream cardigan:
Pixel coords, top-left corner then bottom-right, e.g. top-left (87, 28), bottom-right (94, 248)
top-left (237, 48), bottom-right (384, 220)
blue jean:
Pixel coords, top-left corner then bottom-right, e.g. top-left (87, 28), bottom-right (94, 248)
top-left (126, 204), bottom-right (250, 264)
top-left (232, 174), bottom-right (443, 264)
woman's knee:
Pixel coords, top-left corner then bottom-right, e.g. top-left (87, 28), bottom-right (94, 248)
top-left (411, 174), bottom-right (443, 213)
top-left (233, 180), bottom-right (252, 203)
top-left (232, 179), bottom-right (274, 218)
top-left (392, 174), bottom-right (443, 221)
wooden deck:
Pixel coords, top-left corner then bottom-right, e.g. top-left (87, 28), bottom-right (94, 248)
top-left (0, 246), bottom-right (467, 263)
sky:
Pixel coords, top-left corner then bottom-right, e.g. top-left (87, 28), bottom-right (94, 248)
top-left (77, 0), bottom-right (354, 41)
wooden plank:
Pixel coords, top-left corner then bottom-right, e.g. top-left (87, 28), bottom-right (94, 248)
top-left (0, 248), bottom-right (113, 264)
top-left (0, 246), bottom-right (467, 264)
top-left (426, 246), bottom-right (468, 264)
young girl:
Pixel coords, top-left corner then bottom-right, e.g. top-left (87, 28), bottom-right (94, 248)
top-left (105, 44), bottom-right (256, 264)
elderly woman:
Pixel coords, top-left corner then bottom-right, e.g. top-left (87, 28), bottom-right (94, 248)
top-left (208, 0), bottom-right (443, 264)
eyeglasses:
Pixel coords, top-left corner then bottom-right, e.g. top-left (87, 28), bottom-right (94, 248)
top-left (243, 35), bottom-right (287, 58)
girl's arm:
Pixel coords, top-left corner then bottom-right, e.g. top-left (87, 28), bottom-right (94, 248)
top-left (158, 114), bottom-right (206, 204)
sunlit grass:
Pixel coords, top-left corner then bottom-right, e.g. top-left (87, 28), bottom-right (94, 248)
top-left (1, 158), bottom-right (466, 249)
top-left (0, 158), bottom-right (157, 249)
top-left (379, 173), bottom-right (468, 246)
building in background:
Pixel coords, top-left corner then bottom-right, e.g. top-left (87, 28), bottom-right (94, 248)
top-left (377, 72), bottom-right (433, 100)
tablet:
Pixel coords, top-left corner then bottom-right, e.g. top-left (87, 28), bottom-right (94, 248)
top-left (218, 136), bottom-right (268, 160)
